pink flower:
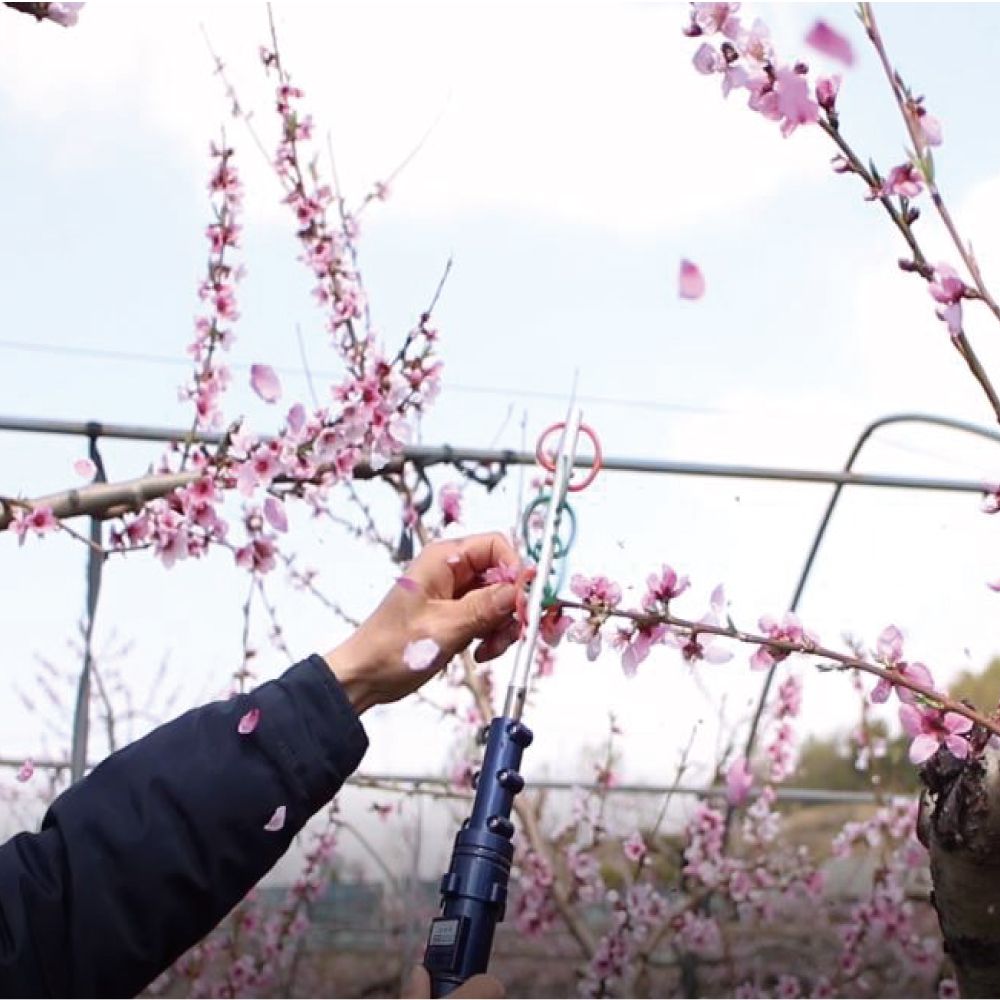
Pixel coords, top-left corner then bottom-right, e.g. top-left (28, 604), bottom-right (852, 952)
top-left (612, 624), bottom-right (666, 676)
top-left (684, 2), bottom-right (741, 37)
top-left (907, 99), bottom-right (943, 150)
top-left (264, 805), bottom-right (287, 832)
top-left (665, 622), bottom-right (733, 664)
top-left (622, 831), bottom-right (647, 864)
top-left (725, 757), bottom-right (753, 806)
top-left (804, 20), bottom-right (854, 67)
top-left (439, 483), bottom-right (462, 526)
top-left (566, 619), bottom-right (604, 661)
top-left (692, 43), bottom-right (724, 75)
top-left (235, 538), bottom-right (277, 575)
top-left (16, 759), bottom-right (34, 783)
top-left (238, 708), bottom-right (261, 735)
top-left (928, 263), bottom-right (966, 338)
top-left (250, 364), bottom-right (282, 403)
top-left (679, 259), bottom-right (706, 300)
top-left (45, 2), bottom-right (85, 26)
top-left (403, 637), bottom-right (440, 672)
top-left (11, 505), bottom-right (59, 546)
top-left (882, 162), bottom-right (924, 199)
top-left (899, 703), bottom-right (973, 764)
top-left (871, 660), bottom-right (933, 705)
top-left (643, 564), bottom-right (690, 608)
top-left (539, 606), bottom-right (571, 646)
top-left (875, 624), bottom-right (904, 665)
top-left (750, 612), bottom-right (817, 670)
top-left (815, 75), bottom-right (841, 113)
top-left (570, 574), bottom-right (622, 608)
top-left (772, 67), bottom-right (819, 137)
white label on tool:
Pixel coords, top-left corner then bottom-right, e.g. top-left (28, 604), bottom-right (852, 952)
top-left (429, 920), bottom-right (459, 947)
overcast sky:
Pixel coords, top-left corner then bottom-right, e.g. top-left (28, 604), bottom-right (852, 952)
top-left (4, 2), bottom-right (1000, 878)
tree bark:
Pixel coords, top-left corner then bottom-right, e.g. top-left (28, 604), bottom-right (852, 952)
top-left (920, 747), bottom-right (1000, 996)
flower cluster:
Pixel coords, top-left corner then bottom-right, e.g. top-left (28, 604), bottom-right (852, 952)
top-left (684, 3), bottom-right (835, 138)
top-left (180, 142), bottom-right (244, 431)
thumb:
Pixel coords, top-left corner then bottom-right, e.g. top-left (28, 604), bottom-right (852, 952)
top-left (403, 965), bottom-right (430, 998)
top-left (439, 583), bottom-right (517, 653)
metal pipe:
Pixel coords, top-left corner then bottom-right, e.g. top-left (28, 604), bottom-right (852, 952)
top-left (0, 414), bottom-right (994, 494)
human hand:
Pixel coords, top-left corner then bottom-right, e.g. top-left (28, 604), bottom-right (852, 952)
top-left (324, 532), bottom-right (522, 714)
top-left (402, 965), bottom-right (505, 998)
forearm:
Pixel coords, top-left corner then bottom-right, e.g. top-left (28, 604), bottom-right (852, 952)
top-left (0, 654), bottom-right (367, 997)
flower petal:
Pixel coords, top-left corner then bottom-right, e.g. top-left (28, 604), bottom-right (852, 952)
top-left (804, 20), bottom-right (854, 67)
top-left (403, 637), bottom-right (440, 672)
top-left (238, 707), bottom-right (261, 735)
top-left (250, 364), bottom-right (282, 403)
top-left (73, 458), bottom-right (97, 479)
top-left (945, 734), bottom-right (970, 759)
top-left (263, 497), bottom-right (288, 533)
top-left (679, 259), bottom-right (706, 300)
top-left (909, 733), bottom-right (939, 765)
top-left (16, 759), bottom-right (34, 783)
top-left (264, 805), bottom-right (287, 832)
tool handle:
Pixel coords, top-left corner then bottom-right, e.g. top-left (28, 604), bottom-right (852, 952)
top-left (423, 716), bottom-right (532, 997)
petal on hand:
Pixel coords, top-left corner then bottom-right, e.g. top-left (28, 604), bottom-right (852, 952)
top-left (264, 805), bottom-right (287, 832)
top-left (403, 637), bottom-right (440, 672)
top-left (250, 364), bottom-right (282, 403)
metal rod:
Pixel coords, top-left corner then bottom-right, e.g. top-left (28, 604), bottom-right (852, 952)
top-left (502, 408), bottom-right (583, 719)
top-left (0, 414), bottom-right (994, 494)
top-left (728, 412), bottom-right (1000, 842)
top-left (349, 772), bottom-right (881, 803)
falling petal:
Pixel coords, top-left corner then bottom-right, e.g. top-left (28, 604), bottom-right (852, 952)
top-left (989, 580), bottom-right (1000, 592)
top-left (238, 707), bottom-right (261, 735)
top-left (263, 497), bottom-right (288, 533)
top-left (250, 364), bottom-right (282, 403)
top-left (16, 759), bottom-right (34, 783)
top-left (805, 20), bottom-right (854, 67)
top-left (264, 805), bottom-right (287, 832)
top-left (679, 259), bottom-right (705, 300)
top-left (74, 458), bottom-right (96, 479)
top-left (403, 637), bottom-right (440, 672)
top-left (286, 402), bottom-right (306, 434)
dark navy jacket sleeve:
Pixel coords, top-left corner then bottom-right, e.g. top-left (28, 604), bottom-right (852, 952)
top-left (0, 654), bottom-right (368, 998)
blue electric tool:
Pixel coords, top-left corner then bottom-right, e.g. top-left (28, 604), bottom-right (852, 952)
top-left (423, 405), bottom-right (598, 996)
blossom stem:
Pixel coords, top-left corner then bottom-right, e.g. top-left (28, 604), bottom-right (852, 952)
top-left (556, 599), bottom-right (1000, 738)
top-left (862, 3), bottom-right (1000, 324)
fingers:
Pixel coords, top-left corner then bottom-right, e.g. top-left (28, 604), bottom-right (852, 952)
top-left (436, 583), bottom-right (517, 656)
top-left (403, 965), bottom-right (429, 998)
top-left (453, 974), bottom-right (505, 998)
top-left (408, 533), bottom-right (521, 599)
top-left (402, 966), bottom-right (504, 1000)
top-left (474, 616), bottom-right (521, 663)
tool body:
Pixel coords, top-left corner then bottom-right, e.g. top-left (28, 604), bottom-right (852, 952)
top-left (423, 406), bottom-right (599, 996)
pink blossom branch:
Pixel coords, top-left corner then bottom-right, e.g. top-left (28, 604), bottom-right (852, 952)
top-left (558, 598), bottom-right (1000, 740)
top-left (860, 3), bottom-right (1000, 326)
